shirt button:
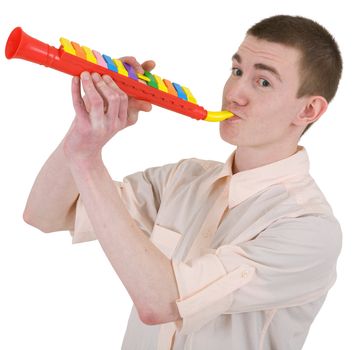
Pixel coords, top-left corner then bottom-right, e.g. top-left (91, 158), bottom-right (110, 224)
top-left (241, 270), bottom-right (249, 279)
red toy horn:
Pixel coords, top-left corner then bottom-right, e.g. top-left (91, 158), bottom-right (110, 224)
top-left (5, 27), bottom-right (234, 121)
top-left (5, 27), bottom-right (60, 68)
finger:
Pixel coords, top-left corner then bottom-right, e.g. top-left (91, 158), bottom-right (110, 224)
top-left (80, 72), bottom-right (105, 117)
top-left (83, 94), bottom-right (91, 111)
top-left (120, 56), bottom-right (144, 74)
top-left (118, 91), bottom-right (129, 124)
top-left (129, 99), bottom-right (152, 112)
top-left (71, 76), bottom-right (87, 118)
top-left (120, 57), bottom-right (156, 74)
top-left (102, 75), bottom-right (143, 126)
top-left (141, 60), bottom-right (156, 72)
top-left (102, 76), bottom-right (129, 124)
top-left (101, 74), bottom-right (129, 117)
top-left (91, 73), bottom-right (120, 118)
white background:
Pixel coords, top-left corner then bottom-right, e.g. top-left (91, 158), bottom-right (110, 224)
top-left (1, 0), bottom-right (354, 349)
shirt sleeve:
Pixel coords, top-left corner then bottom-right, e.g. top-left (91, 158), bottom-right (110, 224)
top-left (172, 214), bottom-right (342, 334)
top-left (69, 161), bottom-right (180, 244)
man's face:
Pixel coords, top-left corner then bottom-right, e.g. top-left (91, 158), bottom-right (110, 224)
top-left (220, 35), bottom-right (307, 147)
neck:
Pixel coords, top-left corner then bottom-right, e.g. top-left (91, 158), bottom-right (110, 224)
top-left (233, 143), bottom-right (299, 174)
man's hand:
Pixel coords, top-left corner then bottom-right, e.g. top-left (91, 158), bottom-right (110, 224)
top-left (121, 57), bottom-right (156, 122)
top-left (63, 57), bottom-right (155, 164)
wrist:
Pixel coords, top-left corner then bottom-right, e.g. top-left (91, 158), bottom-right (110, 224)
top-left (62, 136), bottom-right (104, 169)
top-left (66, 153), bottom-right (104, 172)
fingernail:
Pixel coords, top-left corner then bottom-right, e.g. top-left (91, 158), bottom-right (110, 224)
top-left (92, 73), bottom-right (101, 82)
top-left (81, 72), bottom-right (90, 80)
top-left (103, 75), bottom-right (112, 83)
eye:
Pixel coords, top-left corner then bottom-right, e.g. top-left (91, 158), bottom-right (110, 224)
top-left (231, 67), bottom-right (243, 77)
top-left (258, 78), bottom-right (271, 88)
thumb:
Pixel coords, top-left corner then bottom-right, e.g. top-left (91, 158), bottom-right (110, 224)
top-left (130, 98), bottom-right (152, 112)
top-left (141, 60), bottom-right (156, 72)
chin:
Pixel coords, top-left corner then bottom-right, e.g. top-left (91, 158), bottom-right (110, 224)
top-left (219, 124), bottom-right (239, 146)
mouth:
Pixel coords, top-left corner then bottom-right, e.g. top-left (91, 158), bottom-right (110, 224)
top-left (222, 106), bottom-right (243, 122)
top-left (224, 114), bottom-right (242, 123)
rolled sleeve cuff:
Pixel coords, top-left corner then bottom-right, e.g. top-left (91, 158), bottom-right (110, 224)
top-left (172, 253), bottom-right (255, 334)
top-left (69, 182), bottom-right (124, 244)
top-left (69, 195), bottom-right (97, 244)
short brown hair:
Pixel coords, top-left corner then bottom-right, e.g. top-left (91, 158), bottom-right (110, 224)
top-left (247, 15), bottom-right (342, 137)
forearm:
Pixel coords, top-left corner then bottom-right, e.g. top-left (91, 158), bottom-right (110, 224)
top-left (67, 157), bottom-right (180, 324)
top-left (23, 139), bottom-right (79, 232)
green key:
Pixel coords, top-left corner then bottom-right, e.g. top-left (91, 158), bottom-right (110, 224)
top-left (144, 71), bottom-right (158, 89)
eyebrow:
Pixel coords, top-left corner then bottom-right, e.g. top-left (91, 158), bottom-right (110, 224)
top-left (231, 53), bottom-right (282, 82)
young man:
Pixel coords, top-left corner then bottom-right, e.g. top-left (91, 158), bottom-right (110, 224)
top-left (23, 15), bottom-right (342, 350)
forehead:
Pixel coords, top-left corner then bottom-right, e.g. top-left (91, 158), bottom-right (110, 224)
top-left (235, 35), bottom-right (301, 73)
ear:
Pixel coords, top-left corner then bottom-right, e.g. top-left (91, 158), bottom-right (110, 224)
top-left (293, 96), bottom-right (328, 127)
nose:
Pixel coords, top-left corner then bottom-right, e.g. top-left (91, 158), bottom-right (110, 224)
top-left (223, 78), bottom-right (249, 107)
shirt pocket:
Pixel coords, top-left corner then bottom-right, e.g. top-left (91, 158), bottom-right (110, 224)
top-left (150, 223), bottom-right (182, 259)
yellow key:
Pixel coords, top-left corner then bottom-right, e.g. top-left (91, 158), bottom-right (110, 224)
top-left (154, 74), bottom-right (168, 92)
top-left (59, 37), bottom-right (76, 55)
top-left (182, 86), bottom-right (197, 104)
top-left (137, 73), bottom-right (150, 82)
top-left (113, 59), bottom-right (128, 76)
top-left (82, 46), bottom-right (97, 64)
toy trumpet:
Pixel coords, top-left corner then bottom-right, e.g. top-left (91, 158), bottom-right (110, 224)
top-left (5, 27), bottom-right (234, 122)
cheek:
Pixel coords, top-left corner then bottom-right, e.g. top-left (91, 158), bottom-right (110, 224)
top-left (255, 93), bottom-right (290, 122)
top-left (244, 99), bottom-right (288, 140)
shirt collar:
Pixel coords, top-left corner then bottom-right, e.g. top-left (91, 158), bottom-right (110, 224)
top-left (215, 145), bottom-right (310, 209)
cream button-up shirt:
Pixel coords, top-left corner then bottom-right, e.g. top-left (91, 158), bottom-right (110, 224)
top-left (69, 145), bottom-right (342, 350)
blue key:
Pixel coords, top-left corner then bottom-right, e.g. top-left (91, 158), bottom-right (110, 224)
top-left (102, 54), bottom-right (118, 72)
top-left (172, 82), bottom-right (188, 100)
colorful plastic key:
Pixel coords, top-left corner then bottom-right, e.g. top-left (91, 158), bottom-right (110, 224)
top-left (59, 37), bottom-right (76, 55)
top-left (123, 62), bottom-right (138, 80)
top-left (137, 73), bottom-right (150, 82)
top-left (144, 71), bottom-right (158, 88)
top-left (182, 86), bottom-right (197, 104)
top-left (163, 79), bottom-right (178, 96)
top-left (92, 50), bottom-right (108, 68)
top-left (153, 74), bottom-right (168, 92)
top-left (172, 82), bottom-right (188, 100)
top-left (82, 46), bottom-right (97, 64)
top-left (71, 42), bottom-right (86, 59)
top-left (102, 54), bottom-right (118, 72)
top-left (113, 59), bottom-right (128, 76)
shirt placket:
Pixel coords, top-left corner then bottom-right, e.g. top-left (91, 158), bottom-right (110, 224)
top-left (184, 176), bottom-right (230, 262)
top-left (157, 176), bottom-right (230, 350)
